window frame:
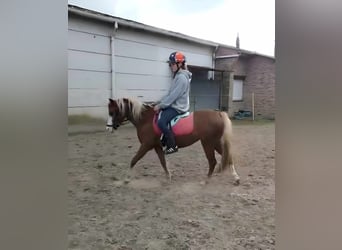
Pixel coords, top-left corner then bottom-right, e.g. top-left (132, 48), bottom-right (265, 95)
top-left (232, 77), bottom-right (244, 102)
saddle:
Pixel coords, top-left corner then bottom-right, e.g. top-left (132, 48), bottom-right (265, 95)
top-left (152, 111), bottom-right (194, 137)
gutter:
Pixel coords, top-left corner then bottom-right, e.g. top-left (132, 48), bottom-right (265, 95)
top-left (215, 54), bottom-right (240, 59)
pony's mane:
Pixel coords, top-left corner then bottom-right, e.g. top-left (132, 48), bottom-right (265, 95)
top-left (116, 97), bottom-right (148, 121)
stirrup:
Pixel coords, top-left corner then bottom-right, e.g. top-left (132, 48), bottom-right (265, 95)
top-left (164, 146), bottom-right (178, 155)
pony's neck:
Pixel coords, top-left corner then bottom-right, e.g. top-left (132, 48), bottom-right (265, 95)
top-left (127, 113), bottom-right (138, 127)
top-left (127, 104), bottom-right (153, 127)
top-left (121, 101), bottom-right (146, 127)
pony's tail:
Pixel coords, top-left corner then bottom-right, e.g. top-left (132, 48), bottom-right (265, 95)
top-left (220, 112), bottom-right (240, 185)
top-left (220, 112), bottom-right (233, 171)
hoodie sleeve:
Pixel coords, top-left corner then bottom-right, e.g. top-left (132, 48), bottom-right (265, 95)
top-left (158, 73), bottom-right (188, 109)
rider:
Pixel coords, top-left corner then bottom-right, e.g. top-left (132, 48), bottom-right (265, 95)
top-left (153, 51), bottom-right (192, 154)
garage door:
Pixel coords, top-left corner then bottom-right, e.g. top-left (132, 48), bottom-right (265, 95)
top-left (190, 79), bottom-right (221, 111)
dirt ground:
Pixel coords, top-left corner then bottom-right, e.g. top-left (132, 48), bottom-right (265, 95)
top-left (68, 120), bottom-right (275, 250)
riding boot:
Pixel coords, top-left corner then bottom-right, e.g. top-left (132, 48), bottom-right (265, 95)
top-left (164, 131), bottom-right (178, 154)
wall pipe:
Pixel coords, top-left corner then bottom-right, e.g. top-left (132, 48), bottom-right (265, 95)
top-left (110, 21), bottom-right (118, 100)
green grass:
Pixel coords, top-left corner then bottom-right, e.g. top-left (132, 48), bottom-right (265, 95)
top-left (231, 118), bottom-right (275, 126)
top-left (68, 114), bottom-right (106, 125)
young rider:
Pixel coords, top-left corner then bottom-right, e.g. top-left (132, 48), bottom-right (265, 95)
top-left (153, 51), bottom-right (192, 154)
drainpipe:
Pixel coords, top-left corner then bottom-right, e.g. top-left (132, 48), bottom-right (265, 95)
top-left (110, 21), bottom-right (118, 99)
top-left (212, 45), bottom-right (219, 80)
top-left (211, 45), bottom-right (220, 108)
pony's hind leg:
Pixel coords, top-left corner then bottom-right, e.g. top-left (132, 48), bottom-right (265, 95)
top-left (154, 146), bottom-right (171, 181)
top-left (218, 135), bottom-right (240, 185)
top-left (226, 142), bottom-right (240, 185)
top-left (214, 141), bottom-right (223, 173)
top-left (200, 140), bottom-right (217, 178)
top-left (228, 153), bottom-right (240, 185)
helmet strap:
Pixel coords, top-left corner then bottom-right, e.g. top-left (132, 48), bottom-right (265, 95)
top-left (173, 63), bottom-right (181, 78)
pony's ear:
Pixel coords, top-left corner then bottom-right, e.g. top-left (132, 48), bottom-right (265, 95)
top-left (108, 98), bottom-right (118, 107)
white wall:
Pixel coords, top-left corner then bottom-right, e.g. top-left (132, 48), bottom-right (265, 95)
top-left (68, 14), bottom-right (215, 118)
top-left (68, 16), bottom-right (112, 118)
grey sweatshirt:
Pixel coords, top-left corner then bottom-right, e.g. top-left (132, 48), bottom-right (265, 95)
top-left (157, 69), bottom-right (192, 113)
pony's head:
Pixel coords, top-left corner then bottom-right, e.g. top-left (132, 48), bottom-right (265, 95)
top-left (108, 97), bottom-right (147, 129)
top-left (108, 98), bottom-right (126, 129)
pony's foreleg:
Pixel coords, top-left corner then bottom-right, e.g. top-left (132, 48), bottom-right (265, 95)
top-left (130, 144), bottom-right (151, 168)
top-left (125, 144), bottom-right (151, 182)
top-left (154, 146), bottom-right (171, 181)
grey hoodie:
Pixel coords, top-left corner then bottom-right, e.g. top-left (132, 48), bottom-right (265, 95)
top-left (157, 69), bottom-right (192, 113)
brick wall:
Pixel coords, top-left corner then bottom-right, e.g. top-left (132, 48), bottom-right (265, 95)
top-left (233, 57), bottom-right (249, 76)
top-left (215, 49), bottom-right (275, 119)
top-left (216, 47), bottom-right (239, 56)
top-left (242, 56), bottom-right (275, 119)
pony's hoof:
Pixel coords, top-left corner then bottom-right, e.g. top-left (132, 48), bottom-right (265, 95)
top-left (233, 179), bottom-right (240, 186)
top-left (166, 174), bottom-right (172, 182)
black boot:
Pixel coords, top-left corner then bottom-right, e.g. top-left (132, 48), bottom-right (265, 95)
top-left (164, 131), bottom-right (178, 154)
top-left (164, 146), bottom-right (178, 154)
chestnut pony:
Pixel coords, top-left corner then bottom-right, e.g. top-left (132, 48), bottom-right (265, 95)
top-left (107, 97), bottom-right (240, 185)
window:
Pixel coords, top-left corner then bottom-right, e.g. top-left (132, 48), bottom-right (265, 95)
top-left (233, 79), bottom-right (243, 101)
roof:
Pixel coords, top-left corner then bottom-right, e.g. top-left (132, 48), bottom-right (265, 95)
top-left (68, 5), bottom-right (218, 47)
top-left (68, 4), bottom-right (275, 60)
top-left (217, 44), bottom-right (275, 60)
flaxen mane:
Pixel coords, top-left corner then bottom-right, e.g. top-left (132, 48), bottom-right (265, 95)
top-left (116, 97), bottom-right (147, 122)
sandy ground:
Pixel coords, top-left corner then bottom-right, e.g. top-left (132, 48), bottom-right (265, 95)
top-left (68, 120), bottom-right (275, 250)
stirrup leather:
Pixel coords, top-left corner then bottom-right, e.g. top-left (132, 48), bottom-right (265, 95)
top-left (160, 134), bottom-right (167, 147)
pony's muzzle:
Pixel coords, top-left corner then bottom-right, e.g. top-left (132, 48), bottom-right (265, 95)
top-left (106, 123), bottom-right (119, 132)
top-left (105, 125), bottom-right (113, 133)
top-left (109, 124), bottom-right (120, 130)
top-left (106, 123), bottom-right (120, 130)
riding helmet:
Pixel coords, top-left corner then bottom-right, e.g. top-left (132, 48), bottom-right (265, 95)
top-left (168, 51), bottom-right (186, 64)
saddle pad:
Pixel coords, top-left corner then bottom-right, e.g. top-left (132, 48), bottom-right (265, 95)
top-left (153, 112), bottom-right (194, 136)
top-left (170, 112), bottom-right (190, 126)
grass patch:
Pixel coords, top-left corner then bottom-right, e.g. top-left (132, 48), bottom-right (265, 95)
top-left (68, 114), bottom-right (105, 125)
top-left (231, 118), bottom-right (274, 126)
